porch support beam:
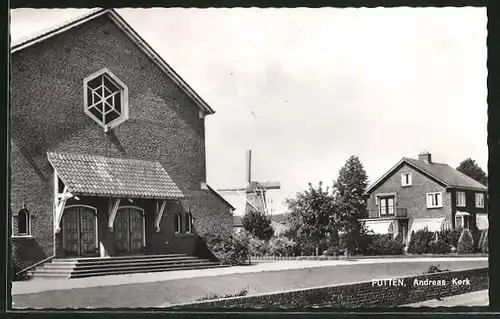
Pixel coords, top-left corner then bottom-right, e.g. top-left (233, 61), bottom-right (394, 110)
top-left (54, 186), bottom-right (71, 233)
top-left (155, 200), bottom-right (167, 232)
top-left (107, 198), bottom-right (121, 231)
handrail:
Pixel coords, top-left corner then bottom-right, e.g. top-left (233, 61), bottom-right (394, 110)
top-left (15, 255), bottom-right (55, 276)
top-left (368, 208), bottom-right (408, 218)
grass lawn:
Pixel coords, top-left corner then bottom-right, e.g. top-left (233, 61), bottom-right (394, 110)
top-left (12, 259), bottom-right (487, 309)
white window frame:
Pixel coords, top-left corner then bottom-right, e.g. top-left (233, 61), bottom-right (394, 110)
top-left (426, 192), bottom-right (443, 208)
top-left (456, 191), bottom-right (466, 207)
top-left (174, 213), bottom-right (182, 233)
top-left (475, 193), bottom-right (485, 208)
top-left (83, 68), bottom-right (129, 131)
top-left (401, 173), bottom-right (412, 187)
top-left (185, 213), bottom-right (193, 233)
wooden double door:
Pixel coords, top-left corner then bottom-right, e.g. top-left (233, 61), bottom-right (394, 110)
top-left (62, 206), bottom-right (98, 257)
top-left (114, 207), bottom-right (145, 255)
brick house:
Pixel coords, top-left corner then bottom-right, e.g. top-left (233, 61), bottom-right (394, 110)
top-left (362, 152), bottom-right (488, 245)
top-left (10, 8), bottom-right (235, 271)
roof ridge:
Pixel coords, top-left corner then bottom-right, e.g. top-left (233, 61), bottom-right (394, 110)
top-left (405, 157), bottom-right (448, 166)
top-left (11, 8), bottom-right (107, 49)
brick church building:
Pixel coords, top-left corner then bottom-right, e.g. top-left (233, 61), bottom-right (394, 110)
top-left (10, 8), bottom-right (234, 275)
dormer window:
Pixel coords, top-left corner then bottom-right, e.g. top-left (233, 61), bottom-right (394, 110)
top-left (401, 173), bottom-right (412, 186)
top-left (83, 68), bottom-right (129, 130)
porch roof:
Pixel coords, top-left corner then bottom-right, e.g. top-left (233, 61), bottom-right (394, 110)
top-left (410, 218), bottom-right (446, 234)
top-left (362, 220), bottom-right (393, 235)
top-left (47, 152), bottom-right (184, 199)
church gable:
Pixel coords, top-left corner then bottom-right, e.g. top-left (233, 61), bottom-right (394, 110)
top-left (10, 12), bottom-right (210, 192)
top-left (11, 11), bottom-right (208, 136)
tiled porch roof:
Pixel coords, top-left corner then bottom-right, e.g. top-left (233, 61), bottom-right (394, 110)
top-left (47, 152), bottom-right (184, 199)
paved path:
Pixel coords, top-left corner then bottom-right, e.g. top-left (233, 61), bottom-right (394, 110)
top-left (402, 290), bottom-right (489, 307)
top-left (12, 257), bottom-right (487, 295)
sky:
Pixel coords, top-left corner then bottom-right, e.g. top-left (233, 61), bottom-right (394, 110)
top-left (10, 7), bottom-right (487, 215)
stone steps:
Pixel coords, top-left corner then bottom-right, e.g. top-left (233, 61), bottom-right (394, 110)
top-left (29, 254), bottom-right (226, 279)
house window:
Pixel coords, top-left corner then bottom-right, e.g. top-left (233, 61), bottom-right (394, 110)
top-left (426, 192), bottom-right (443, 208)
top-left (456, 191), bottom-right (466, 207)
top-left (174, 213), bottom-right (181, 233)
top-left (185, 213), bottom-right (193, 233)
top-left (401, 173), bottom-right (412, 186)
top-left (379, 197), bottom-right (395, 216)
top-left (475, 193), bottom-right (485, 208)
top-left (83, 68), bottom-right (129, 130)
top-left (17, 209), bottom-right (30, 235)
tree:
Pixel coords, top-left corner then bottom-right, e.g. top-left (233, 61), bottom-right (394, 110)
top-left (285, 182), bottom-right (336, 254)
top-left (241, 210), bottom-right (274, 241)
top-left (334, 156), bottom-right (369, 253)
top-left (456, 158), bottom-right (488, 186)
top-left (334, 155), bottom-right (369, 221)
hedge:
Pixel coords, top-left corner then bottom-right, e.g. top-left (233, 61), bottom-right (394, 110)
top-left (457, 228), bottom-right (475, 254)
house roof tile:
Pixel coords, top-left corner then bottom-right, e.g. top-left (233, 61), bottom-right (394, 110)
top-left (48, 152), bottom-right (184, 199)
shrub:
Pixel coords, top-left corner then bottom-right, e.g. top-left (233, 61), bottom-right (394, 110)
top-left (428, 239), bottom-right (451, 254)
top-left (439, 228), bottom-right (462, 248)
top-left (200, 232), bottom-right (250, 265)
top-left (268, 237), bottom-right (297, 257)
top-left (426, 264), bottom-right (449, 274)
top-left (365, 234), bottom-right (405, 256)
top-left (457, 228), bottom-right (475, 254)
top-left (472, 229), bottom-right (482, 253)
top-left (249, 236), bottom-right (270, 256)
top-left (407, 228), bottom-right (435, 254)
top-left (241, 211), bottom-right (274, 241)
top-left (325, 245), bottom-right (342, 256)
top-left (478, 229), bottom-right (486, 252)
top-left (482, 229), bottom-right (489, 253)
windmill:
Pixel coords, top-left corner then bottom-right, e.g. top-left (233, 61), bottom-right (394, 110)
top-left (218, 150), bottom-right (281, 216)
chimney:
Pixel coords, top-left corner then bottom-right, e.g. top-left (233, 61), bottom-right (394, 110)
top-left (418, 151), bottom-right (432, 164)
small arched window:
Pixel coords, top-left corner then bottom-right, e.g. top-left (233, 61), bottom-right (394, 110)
top-left (185, 213), bottom-right (193, 233)
top-left (18, 209), bottom-right (30, 235)
top-left (174, 213), bottom-right (181, 233)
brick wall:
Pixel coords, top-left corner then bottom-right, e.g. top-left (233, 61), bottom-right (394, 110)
top-left (171, 267), bottom-right (488, 309)
top-left (367, 163), bottom-right (452, 231)
top-left (10, 13), bottom-right (232, 265)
